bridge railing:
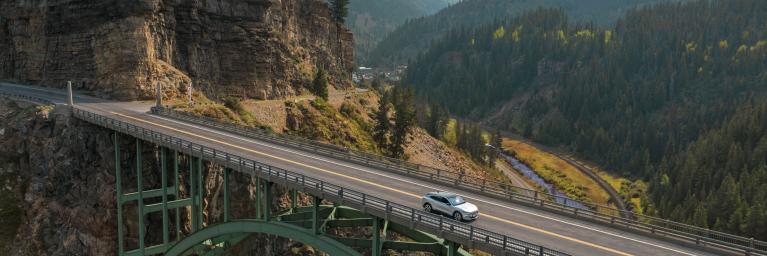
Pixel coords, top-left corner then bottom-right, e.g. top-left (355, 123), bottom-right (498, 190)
top-left (0, 90), bottom-right (55, 105)
top-left (73, 107), bottom-right (569, 256)
top-left (150, 106), bottom-right (767, 256)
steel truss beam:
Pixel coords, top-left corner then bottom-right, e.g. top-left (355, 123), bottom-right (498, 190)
top-left (276, 205), bottom-right (472, 256)
top-left (164, 220), bottom-right (361, 256)
top-left (114, 132), bottom-right (472, 256)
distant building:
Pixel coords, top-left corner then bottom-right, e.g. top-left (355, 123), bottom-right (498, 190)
top-left (352, 65), bottom-right (407, 83)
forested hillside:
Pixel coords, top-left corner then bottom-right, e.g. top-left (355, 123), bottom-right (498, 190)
top-left (369, 0), bottom-right (679, 66)
top-left (404, 0), bottom-right (767, 240)
top-left (347, 0), bottom-right (457, 64)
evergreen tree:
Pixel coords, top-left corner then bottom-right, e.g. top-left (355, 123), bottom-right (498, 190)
top-left (390, 87), bottom-right (416, 158)
top-left (373, 94), bottom-right (391, 152)
top-left (426, 103), bottom-right (449, 140)
top-left (488, 130), bottom-right (502, 166)
top-left (312, 68), bottom-right (329, 101)
top-left (329, 0), bottom-right (350, 24)
top-left (402, 0), bottom-right (767, 239)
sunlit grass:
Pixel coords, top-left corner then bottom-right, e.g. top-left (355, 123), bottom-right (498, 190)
top-left (166, 92), bottom-right (265, 129)
top-left (500, 138), bottom-right (613, 207)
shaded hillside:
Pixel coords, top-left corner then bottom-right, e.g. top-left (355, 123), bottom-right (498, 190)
top-left (404, 0), bottom-right (767, 240)
top-left (348, 0), bottom-right (457, 64)
top-left (369, 0), bottom-right (677, 66)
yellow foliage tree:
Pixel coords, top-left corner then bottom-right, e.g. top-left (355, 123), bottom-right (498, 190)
top-left (719, 40), bottom-right (729, 49)
top-left (511, 26), bottom-right (523, 43)
top-left (493, 26), bottom-right (506, 40)
top-left (557, 30), bottom-right (568, 44)
top-left (575, 29), bottom-right (595, 38)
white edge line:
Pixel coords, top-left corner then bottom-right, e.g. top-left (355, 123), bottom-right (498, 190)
top-left (135, 111), bottom-right (701, 256)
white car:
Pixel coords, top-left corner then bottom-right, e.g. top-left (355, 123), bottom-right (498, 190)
top-left (421, 192), bottom-right (479, 221)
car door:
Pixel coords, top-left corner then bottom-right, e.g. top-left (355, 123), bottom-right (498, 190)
top-left (435, 196), bottom-right (452, 214)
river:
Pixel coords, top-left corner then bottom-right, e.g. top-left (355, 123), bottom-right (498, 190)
top-left (499, 152), bottom-right (588, 210)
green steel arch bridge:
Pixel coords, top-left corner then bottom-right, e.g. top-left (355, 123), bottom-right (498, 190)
top-left (1, 82), bottom-right (766, 256)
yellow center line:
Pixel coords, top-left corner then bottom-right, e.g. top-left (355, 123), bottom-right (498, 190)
top-left (111, 111), bottom-right (633, 256)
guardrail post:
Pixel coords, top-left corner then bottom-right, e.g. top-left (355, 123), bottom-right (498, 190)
top-left (502, 236), bottom-right (507, 251)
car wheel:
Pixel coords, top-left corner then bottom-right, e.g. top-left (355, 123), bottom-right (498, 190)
top-left (453, 212), bottom-right (463, 221)
top-left (424, 203), bottom-right (432, 213)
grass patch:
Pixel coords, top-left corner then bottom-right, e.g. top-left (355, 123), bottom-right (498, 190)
top-left (168, 92), bottom-right (266, 129)
top-left (594, 166), bottom-right (647, 214)
top-left (501, 138), bottom-right (611, 206)
top-left (288, 99), bottom-right (379, 153)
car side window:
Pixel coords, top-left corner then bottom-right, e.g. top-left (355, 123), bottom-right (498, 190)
top-left (438, 197), bottom-right (449, 205)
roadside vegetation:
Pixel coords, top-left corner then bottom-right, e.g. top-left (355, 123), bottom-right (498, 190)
top-left (286, 98), bottom-right (379, 153)
top-left (168, 91), bottom-right (266, 129)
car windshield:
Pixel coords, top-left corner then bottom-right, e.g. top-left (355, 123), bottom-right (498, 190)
top-left (447, 196), bottom-right (465, 205)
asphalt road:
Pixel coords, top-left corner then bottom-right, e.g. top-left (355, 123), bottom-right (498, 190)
top-left (0, 83), bottom-right (724, 256)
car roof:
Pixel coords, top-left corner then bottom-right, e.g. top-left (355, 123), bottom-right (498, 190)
top-left (428, 191), bottom-right (458, 197)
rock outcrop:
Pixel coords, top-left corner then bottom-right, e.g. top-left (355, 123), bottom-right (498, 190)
top-left (0, 0), bottom-right (354, 100)
top-left (0, 99), bottom-right (117, 255)
top-left (0, 98), bottom-right (312, 255)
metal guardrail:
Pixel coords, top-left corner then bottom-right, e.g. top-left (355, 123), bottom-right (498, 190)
top-left (0, 90), bottom-right (55, 105)
top-left (151, 107), bottom-right (767, 256)
top-left (73, 107), bottom-right (568, 256)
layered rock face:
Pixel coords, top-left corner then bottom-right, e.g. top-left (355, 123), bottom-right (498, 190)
top-left (0, 98), bottom-right (311, 255)
top-left (0, 0), bottom-right (354, 100)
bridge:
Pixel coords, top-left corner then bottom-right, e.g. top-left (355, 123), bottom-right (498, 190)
top-left (1, 82), bottom-right (766, 256)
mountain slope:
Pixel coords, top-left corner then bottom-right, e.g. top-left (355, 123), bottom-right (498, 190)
top-left (404, 0), bottom-right (767, 240)
top-left (369, 0), bottom-right (677, 66)
top-left (348, 0), bottom-right (458, 64)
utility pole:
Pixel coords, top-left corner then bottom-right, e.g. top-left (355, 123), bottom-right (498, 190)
top-left (67, 81), bottom-right (74, 106)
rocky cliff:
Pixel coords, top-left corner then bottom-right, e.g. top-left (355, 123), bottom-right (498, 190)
top-left (0, 98), bottom-right (312, 255)
top-left (0, 99), bottom-right (117, 255)
top-left (0, 0), bottom-right (354, 100)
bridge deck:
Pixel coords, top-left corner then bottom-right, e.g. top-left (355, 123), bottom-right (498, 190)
top-left (0, 83), bottom-right (725, 256)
